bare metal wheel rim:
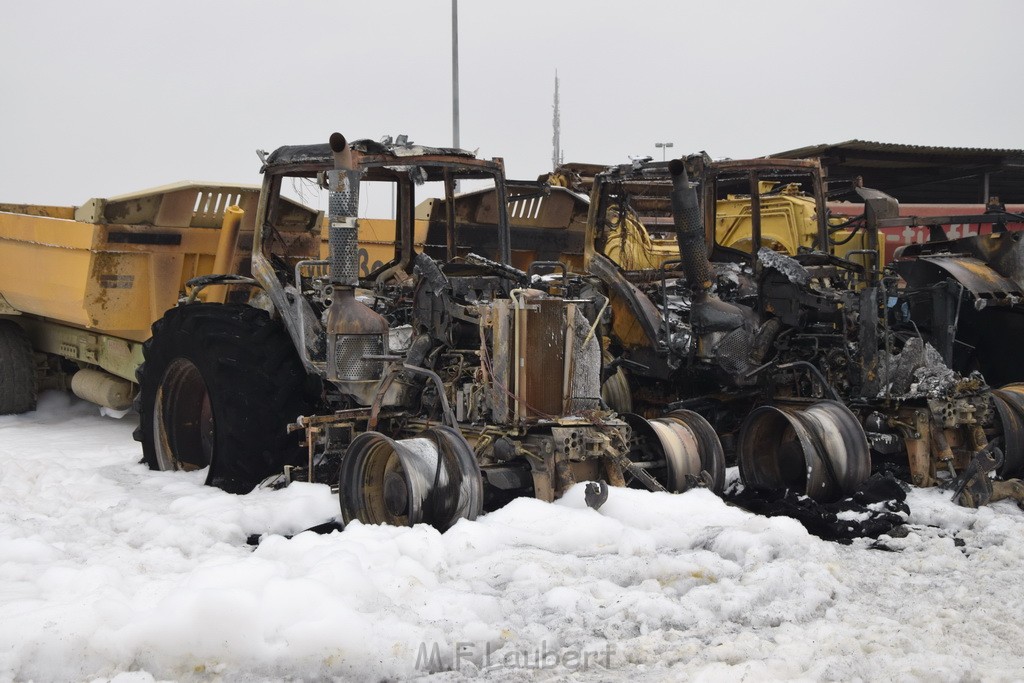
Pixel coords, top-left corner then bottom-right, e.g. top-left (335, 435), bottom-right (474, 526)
top-left (993, 383), bottom-right (1024, 477)
top-left (738, 400), bottom-right (870, 502)
top-left (624, 412), bottom-right (721, 493)
top-left (649, 419), bottom-right (701, 492)
top-left (153, 358), bottom-right (215, 473)
top-left (663, 409), bottom-right (726, 494)
top-left (339, 427), bottom-right (482, 530)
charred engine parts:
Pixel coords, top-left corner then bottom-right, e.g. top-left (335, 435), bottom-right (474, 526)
top-left (581, 156), bottom-right (1024, 508)
top-left (136, 133), bottom-right (728, 532)
top-left (324, 133), bottom-right (390, 403)
top-left (134, 132), bottom-right (1024, 535)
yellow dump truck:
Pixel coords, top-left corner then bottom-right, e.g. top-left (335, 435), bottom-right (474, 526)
top-left (0, 182), bottom-right (327, 413)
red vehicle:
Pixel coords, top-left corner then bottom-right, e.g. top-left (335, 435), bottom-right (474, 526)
top-left (829, 201), bottom-right (1024, 263)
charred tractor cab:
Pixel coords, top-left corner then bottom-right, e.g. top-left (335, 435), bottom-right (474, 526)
top-left (583, 156), bottom-right (1024, 508)
top-left (136, 135), bottom-right (727, 529)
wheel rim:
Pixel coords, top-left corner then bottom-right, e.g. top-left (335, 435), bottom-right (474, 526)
top-left (153, 358), bottom-right (215, 472)
top-left (624, 412), bottom-right (723, 493)
top-left (339, 427), bottom-right (482, 530)
top-left (738, 400), bottom-right (870, 502)
top-left (993, 383), bottom-right (1024, 477)
top-left (650, 419), bottom-right (701, 491)
top-left (663, 410), bottom-right (726, 494)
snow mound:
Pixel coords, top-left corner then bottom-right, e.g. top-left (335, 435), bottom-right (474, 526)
top-left (2, 393), bottom-right (1024, 681)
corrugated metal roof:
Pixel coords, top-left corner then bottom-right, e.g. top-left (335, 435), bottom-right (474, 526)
top-left (769, 140), bottom-right (1024, 203)
top-left (772, 140), bottom-right (1024, 161)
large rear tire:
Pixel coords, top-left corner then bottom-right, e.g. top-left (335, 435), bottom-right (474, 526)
top-left (0, 320), bottom-right (37, 415)
top-left (136, 304), bottom-right (319, 493)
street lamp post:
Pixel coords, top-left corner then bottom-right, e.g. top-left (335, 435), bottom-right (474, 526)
top-left (655, 141), bottom-right (674, 161)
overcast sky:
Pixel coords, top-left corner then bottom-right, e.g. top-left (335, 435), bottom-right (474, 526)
top-left (2, 0), bottom-right (1022, 205)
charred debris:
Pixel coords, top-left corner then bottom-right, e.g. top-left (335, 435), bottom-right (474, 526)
top-left (572, 155), bottom-right (1024, 521)
top-left (440, 152), bottom-right (1024, 534)
top-left (138, 135), bottom-right (729, 534)
top-left (134, 133), bottom-right (1024, 542)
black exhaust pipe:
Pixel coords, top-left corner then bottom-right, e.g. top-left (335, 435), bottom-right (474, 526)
top-left (669, 158), bottom-right (712, 292)
top-left (669, 157), bottom-right (758, 379)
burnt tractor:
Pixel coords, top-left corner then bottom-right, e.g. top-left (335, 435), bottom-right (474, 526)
top-left (135, 134), bottom-right (726, 530)
top-left (577, 156), bottom-right (1024, 507)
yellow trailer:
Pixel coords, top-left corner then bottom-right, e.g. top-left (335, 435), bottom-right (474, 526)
top-left (0, 182), bottom-right (316, 412)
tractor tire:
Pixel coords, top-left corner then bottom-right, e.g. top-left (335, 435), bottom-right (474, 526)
top-left (136, 303), bottom-right (319, 493)
top-left (0, 320), bottom-right (37, 415)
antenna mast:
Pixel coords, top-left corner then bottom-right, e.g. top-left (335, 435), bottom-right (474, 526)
top-left (552, 71), bottom-right (561, 171)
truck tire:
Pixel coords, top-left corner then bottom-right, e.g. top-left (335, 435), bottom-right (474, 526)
top-left (136, 303), bottom-right (319, 493)
top-left (0, 320), bottom-right (37, 415)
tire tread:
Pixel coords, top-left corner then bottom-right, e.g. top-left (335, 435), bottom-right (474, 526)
top-left (136, 303), bottom-right (319, 492)
top-left (0, 320), bottom-right (37, 415)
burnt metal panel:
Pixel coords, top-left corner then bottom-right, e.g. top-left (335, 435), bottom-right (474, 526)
top-left (263, 140), bottom-right (474, 172)
top-left (898, 233), bottom-right (1024, 294)
top-left (489, 299), bottom-right (513, 423)
top-left (587, 254), bottom-right (663, 348)
top-left (898, 255), bottom-right (1023, 304)
top-left (521, 298), bottom-right (565, 419)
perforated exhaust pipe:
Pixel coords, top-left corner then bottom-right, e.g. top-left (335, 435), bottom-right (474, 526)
top-left (668, 158), bottom-right (712, 292)
top-left (323, 132), bottom-right (390, 400)
top-left (327, 132), bottom-right (360, 287)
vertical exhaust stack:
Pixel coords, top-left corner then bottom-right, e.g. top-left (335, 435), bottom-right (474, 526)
top-left (668, 158), bottom-right (713, 292)
top-left (668, 157), bottom-right (756, 377)
top-left (327, 132), bottom-right (360, 287)
top-left (324, 133), bottom-right (390, 404)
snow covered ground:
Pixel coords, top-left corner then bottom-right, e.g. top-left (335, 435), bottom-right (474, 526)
top-left (3, 393), bottom-right (1024, 682)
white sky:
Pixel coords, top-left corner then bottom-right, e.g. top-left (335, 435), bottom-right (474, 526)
top-left (2, 0), bottom-right (1022, 205)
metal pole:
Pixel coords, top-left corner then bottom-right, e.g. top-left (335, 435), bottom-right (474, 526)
top-left (451, 0), bottom-right (460, 194)
top-left (451, 0), bottom-right (460, 151)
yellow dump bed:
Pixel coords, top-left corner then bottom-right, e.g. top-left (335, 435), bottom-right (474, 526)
top-left (0, 182), bottom-right (263, 342)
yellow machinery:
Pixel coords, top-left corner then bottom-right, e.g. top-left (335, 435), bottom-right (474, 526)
top-left (538, 164), bottom-right (867, 268)
top-left (0, 182), bottom-right (320, 409)
top-left (603, 180), bottom-right (867, 267)
top-left (0, 178), bottom-right (438, 412)
top-left (0, 182), bottom-right (266, 341)
top-left (717, 182), bottom-right (824, 254)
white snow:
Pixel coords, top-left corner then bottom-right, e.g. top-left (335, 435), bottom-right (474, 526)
top-left (3, 392), bottom-right (1024, 681)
